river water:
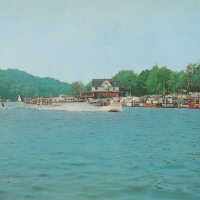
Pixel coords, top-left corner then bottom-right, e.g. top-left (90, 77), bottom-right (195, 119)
top-left (0, 103), bottom-right (200, 200)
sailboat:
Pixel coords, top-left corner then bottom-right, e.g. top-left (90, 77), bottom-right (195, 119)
top-left (18, 95), bottom-right (22, 102)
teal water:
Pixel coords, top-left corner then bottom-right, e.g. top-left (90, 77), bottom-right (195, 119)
top-left (0, 103), bottom-right (200, 200)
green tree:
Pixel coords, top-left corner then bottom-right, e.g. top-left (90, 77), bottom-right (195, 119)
top-left (70, 81), bottom-right (84, 97)
top-left (84, 81), bottom-right (92, 92)
top-left (186, 64), bottom-right (200, 92)
top-left (136, 69), bottom-right (150, 95)
top-left (146, 65), bottom-right (159, 94)
top-left (0, 69), bottom-right (71, 99)
top-left (113, 70), bottom-right (137, 95)
top-left (146, 65), bottom-right (173, 94)
top-left (168, 71), bottom-right (186, 93)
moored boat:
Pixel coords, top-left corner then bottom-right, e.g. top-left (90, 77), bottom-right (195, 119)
top-left (18, 95), bottom-right (22, 102)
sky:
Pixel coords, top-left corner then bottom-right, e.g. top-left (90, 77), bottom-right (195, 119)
top-left (0, 0), bottom-right (200, 83)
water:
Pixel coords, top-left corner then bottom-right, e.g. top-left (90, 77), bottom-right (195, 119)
top-left (0, 103), bottom-right (200, 200)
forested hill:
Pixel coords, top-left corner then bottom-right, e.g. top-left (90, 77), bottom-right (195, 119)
top-left (0, 69), bottom-right (71, 99)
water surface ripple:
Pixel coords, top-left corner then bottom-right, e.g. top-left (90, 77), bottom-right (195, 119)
top-left (0, 103), bottom-right (200, 200)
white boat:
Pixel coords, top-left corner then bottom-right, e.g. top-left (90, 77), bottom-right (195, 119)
top-left (18, 95), bottom-right (22, 102)
top-left (100, 101), bottom-right (122, 112)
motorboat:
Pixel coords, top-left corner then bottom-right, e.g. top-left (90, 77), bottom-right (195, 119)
top-left (99, 99), bottom-right (122, 112)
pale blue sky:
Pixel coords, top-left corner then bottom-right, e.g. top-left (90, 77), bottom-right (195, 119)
top-left (0, 0), bottom-right (200, 83)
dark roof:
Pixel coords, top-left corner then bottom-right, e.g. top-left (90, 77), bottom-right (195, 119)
top-left (91, 79), bottom-right (120, 87)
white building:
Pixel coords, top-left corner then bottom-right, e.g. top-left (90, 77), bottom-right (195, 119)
top-left (91, 79), bottom-right (120, 92)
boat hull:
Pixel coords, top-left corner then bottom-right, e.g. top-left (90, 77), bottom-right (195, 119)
top-left (100, 103), bottom-right (122, 112)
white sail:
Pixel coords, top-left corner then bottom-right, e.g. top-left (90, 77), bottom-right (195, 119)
top-left (18, 95), bottom-right (22, 102)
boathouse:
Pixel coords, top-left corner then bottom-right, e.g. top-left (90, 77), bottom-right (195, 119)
top-left (81, 79), bottom-right (120, 99)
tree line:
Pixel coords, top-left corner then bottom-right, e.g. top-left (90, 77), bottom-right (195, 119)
top-left (1, 64), bottom-right (200, 99)
top-left (71, 63), bottom-right (200, 96)
top-left (0, 69), bottom-right (71, 100)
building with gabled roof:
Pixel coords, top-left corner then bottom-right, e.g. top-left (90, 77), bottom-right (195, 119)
top-left (91, 79), bottom-right (120, 92)
top-left (81, 79), bottom-right (120, 99)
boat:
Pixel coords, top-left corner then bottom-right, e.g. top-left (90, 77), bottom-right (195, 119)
top-left (100, 100), bottom-right (122, 112)
top-left (87, 98), bottom-right (99, 104)
top-left (18, 95), bottom-right (22, 102)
